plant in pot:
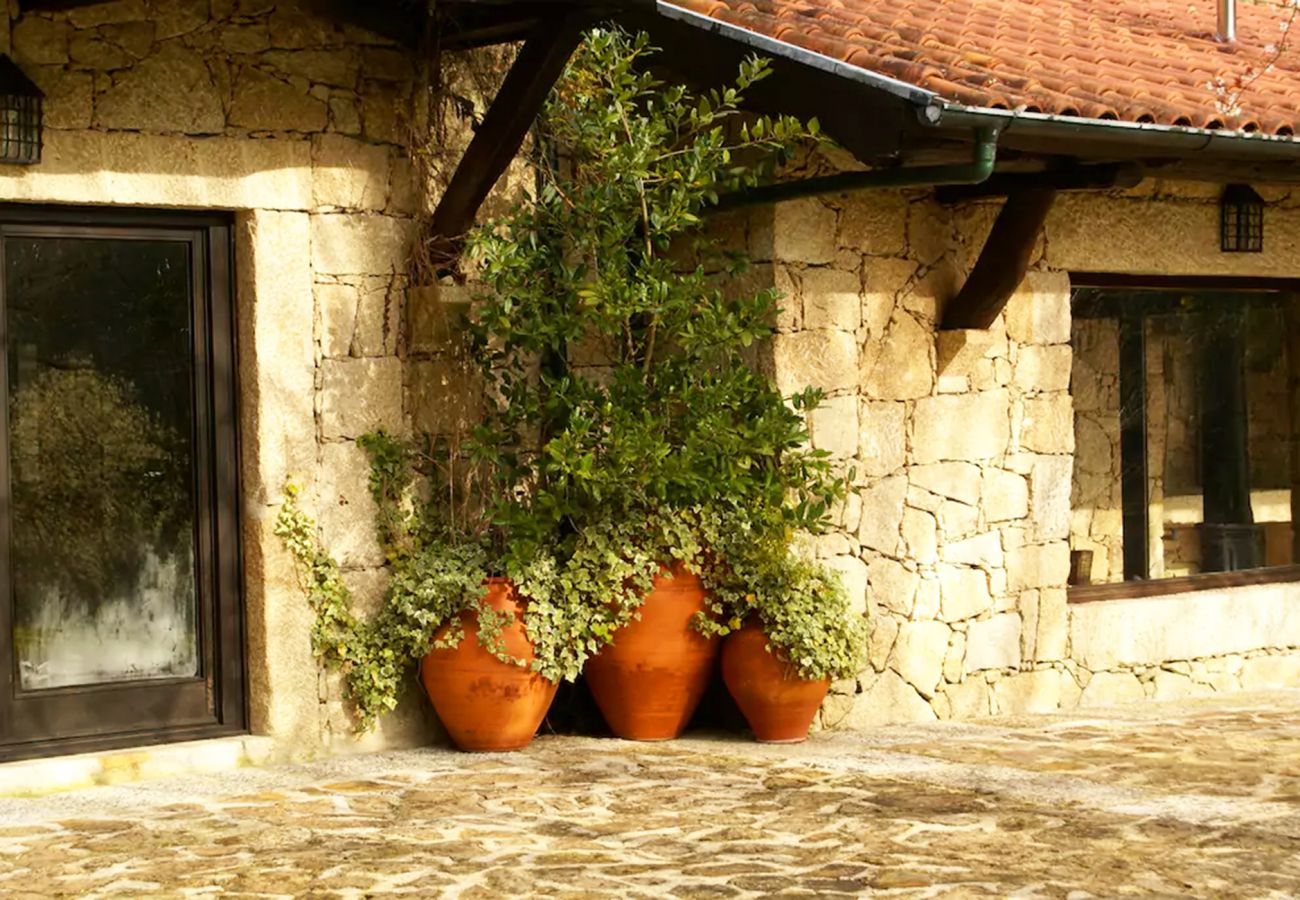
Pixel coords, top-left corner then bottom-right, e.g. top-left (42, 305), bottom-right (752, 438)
top-left (463, 28), bottom-right (848, 740)
top-left (704, 509), bottom-right (869, 743)
top-left (276, 430), bottom-right (582, 752)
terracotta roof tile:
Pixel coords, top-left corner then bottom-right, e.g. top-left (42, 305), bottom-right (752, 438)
top-left (666, 0), bottom-right (1300, 135)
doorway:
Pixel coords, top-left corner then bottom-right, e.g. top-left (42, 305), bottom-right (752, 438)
top-left (0, 207), bottom-right (245, 760)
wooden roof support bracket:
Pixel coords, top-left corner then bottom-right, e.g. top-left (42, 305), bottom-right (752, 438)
top-left (426, 14), bottom-right (589, 277)
top-left (939, 187), bottom-right (1057, 331)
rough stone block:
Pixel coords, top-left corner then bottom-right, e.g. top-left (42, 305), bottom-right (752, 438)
top-left (319, 357), bottom-right (403, 439)
top-left (1006, 542), bottom-right (1069, 591)
top-left (1014, 344), bottom-right (1073, 393)
top-left (940, 531), bottom-right (1003, 569)
top-left (868, 556), bottom-right (918, 618)
top-left (983, 468), bottom-right (1029, 522)
top-left (964, 613), bottom-right (1022, 673)
top-left (809, 394), bottom-right (859, 459)
top-left (941, 678), bottom-right (992, 718)
top-left (771, 328), bottom-right (858, 395)
top-left (858, 400), bottom-right (906, 476)
top-left (1078, 671), bottom-right (1145, 708)
top-left (312, 134), bottom-right (390, 211)
top-left (1019, 394), bottom-right (1074, 454)
top-left (1035, 588), bottom-right (1068, 661)
top-left (891, 620), bottom-right (951, 698)
top-left (311, 213), bottom-right (413, 276)
top-left (1004, 271), bottom-right (1071, 345)
top-left (822, 555), bottom-right (868, 617)
top-left (1029, 454), bottom-right (1073, 540)
top-left (912, 390), bottom-right (1011, 463)
top-left (993, 669), bottom-right (1062, 714)
top-left (236, 210), bottom-right (315, 505)
top-left (862, 310), bottom-right (933, 400)
top-left (28, 65), bottom-right (93, 130)
top-left (837, 190), bottom-right (907, 256)
top-left (910, 462), bottom-right (981, 506)
top-left (1240, 654), bottom-right (1300, 689)
top-left (845, 670), bottom-right (937, 727)
top-left (938, 565), bottom-right (992, 622)
top-left (901, 507), bottom-right (938, 566)
top-left (857, 476), bottom-right (907, 555)
top-left (862, 257), bottom-right (916, 336)
top-left (868, 612), bottom-right (900, 672)
top-left (801, 267), bottom-right (861, 331)
top-left (937, 499), bottom-right (980, 539)
top-left (316, 442), bottom-right (384, 569)
top-left (13, 17), bottom-right (70, 65)
top-left (230, 66), bottom-right (329, 132)
top-left (95, 42), bottom-right (224, 133)
top-left (772, 197), bottom-right (837, 264)
top-left (942, 630), bottom-right (966, 682)
top-left (317, 282), bottom-right (358, 358)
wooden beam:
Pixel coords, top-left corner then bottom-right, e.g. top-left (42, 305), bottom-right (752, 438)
top-left (426, 15), bottom-right (587, 275)
top-left (939, 188), bottom-right (1057, 330)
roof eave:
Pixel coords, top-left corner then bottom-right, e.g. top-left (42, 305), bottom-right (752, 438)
top-left (658, 0), bottom-right (1300, 162)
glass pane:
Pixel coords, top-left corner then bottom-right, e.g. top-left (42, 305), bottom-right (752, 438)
top-left (1069, 289), bottom-right (1295, 587)
top-left (7, 236), bottom-right (199, 690)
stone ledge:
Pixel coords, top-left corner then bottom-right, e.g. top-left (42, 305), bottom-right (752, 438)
top-left (1069, 581), bottom-right (1300, 671)
top-left (0, 736), bottom-right (276, 797)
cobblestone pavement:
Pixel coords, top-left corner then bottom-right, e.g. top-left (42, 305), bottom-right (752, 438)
top-left (2, 690), bottom-right (1299, 898)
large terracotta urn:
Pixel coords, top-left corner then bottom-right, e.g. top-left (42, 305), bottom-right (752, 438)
top-left (421, 578), bottom-right (558, 752)
top-left (584, 563), bottom-right (719, 740)
top-left (721, 620), bottom-right (829, 743)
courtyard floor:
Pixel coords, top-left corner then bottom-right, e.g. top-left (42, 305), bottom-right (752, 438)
top-left (1, 690), bottom-right (1299, 898)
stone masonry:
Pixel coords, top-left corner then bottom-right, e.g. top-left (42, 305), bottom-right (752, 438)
top-left (0, 0), bottom-right (477, 756)
top-left (713, 177), bottom-right (1300, 727)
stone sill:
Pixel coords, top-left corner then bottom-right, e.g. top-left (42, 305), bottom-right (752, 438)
top-left (0, 735), bottom-right (276, 798)
top-left (1068, 579), bottom-right (1300, 671)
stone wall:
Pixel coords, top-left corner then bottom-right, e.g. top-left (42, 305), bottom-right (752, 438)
top-left (721, 177), bottom-right (1300, 725)
top-left (0, 0), bottom-right (480, 757)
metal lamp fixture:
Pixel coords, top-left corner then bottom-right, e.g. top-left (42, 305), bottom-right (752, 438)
top-left (1220, 184), bottom-right (1264, 253)
top-left (0, 55), bottom-right (42, 165)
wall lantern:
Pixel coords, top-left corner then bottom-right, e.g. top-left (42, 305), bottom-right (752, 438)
top-left (1220, 184), bottom-right (1264, 253)
top-left (0, 56), bottom-right (42, 165)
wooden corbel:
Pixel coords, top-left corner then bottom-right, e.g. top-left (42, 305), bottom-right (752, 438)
top-left (939, 187), bottom-right (1057, 330)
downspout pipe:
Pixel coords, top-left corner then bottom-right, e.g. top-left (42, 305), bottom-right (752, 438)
top-left (714, 126), bottom-right (999, 211)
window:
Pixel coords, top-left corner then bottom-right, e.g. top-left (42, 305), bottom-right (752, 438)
top-left (1070, 278), bottom-right (1300, 596)
top-left (0, 207), bottom-right (244, 760)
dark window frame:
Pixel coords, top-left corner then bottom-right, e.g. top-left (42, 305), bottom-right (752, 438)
top-left (1068, 272), bottom-right (1300, 604)
top-left (0, 205), bottom-right (246, 761)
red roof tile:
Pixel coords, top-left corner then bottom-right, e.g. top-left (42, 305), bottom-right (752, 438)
top-left (664, 0), bottom-right (1300, 136)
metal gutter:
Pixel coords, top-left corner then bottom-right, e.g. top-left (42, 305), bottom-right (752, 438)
top-left (715, 127), bottom-right (999, 209)
top-left (920, 102), bottom-right (1300, 160)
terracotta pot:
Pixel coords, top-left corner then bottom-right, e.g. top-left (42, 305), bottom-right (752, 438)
top-left (722, 620), bottom-right (829, 743)
top-left (584, 563), bottom-right (719, 740)
top-left (420, 578), bottom-right (558, 752)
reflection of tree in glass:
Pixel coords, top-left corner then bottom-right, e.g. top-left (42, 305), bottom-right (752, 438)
top-left (10, 366), bottom-right (189, 609)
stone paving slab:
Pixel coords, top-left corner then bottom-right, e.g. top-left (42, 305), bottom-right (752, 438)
top-left (2, 690), bottom-right (1300, 898)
